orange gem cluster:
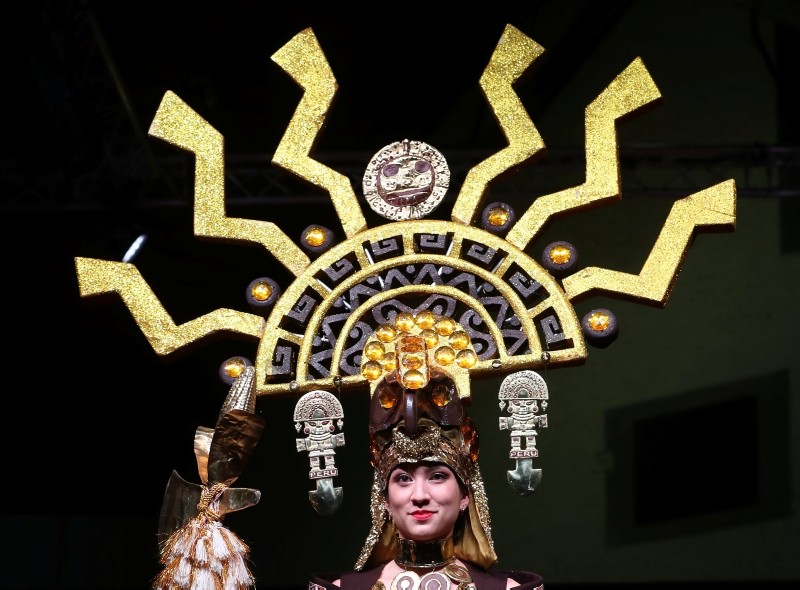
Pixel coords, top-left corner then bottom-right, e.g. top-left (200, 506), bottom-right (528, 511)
top-left (360, 311), bottom-right (478, 390)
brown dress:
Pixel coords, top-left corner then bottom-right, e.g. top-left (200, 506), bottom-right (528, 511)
top-left (309, 562), bottom-right (544, 590)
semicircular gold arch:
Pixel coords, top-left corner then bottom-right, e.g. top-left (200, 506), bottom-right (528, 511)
top-left (254, 220), bottom-right (587, 397)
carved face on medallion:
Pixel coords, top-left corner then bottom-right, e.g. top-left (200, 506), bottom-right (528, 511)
top-left (363, 139), bottom-right (450, 221)
top-left (377, 155), bottom-right (434, 208)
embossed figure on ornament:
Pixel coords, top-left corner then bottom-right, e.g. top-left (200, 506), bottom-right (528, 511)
top-left (295, 390), bottom-right (346, 478)
top-left (363, 139), bottom-right (450, 221)
top-left (499, 370), bottom-right (549, 459)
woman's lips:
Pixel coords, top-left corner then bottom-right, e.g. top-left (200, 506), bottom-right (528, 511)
top-left (410, 511), bottom-right (434, 521)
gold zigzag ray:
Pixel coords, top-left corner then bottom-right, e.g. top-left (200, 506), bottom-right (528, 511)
top-left (452, 24), bottom-right (546, 226)
top-left (562, 180), bottom-right (737, 304)
top-left (270, 28), bottom-right (368, 238)
top-left (505, 57), bottom-right (662, 250)
top-left (74, 257), bottom-right (263, 355)
top-left (72, 23), bottom-right (738, 380)
top-left (148, 91), bottom-right (311, 278)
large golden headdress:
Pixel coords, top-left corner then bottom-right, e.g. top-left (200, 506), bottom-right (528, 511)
top-left (73, 22), bottom-right (736, 589)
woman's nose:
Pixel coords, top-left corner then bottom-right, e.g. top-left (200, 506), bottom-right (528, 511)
top-left (410, 480), bottom-right (431, 503)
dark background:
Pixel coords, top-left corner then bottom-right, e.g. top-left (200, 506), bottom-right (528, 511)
top-left (3, 1), bottom-right (799, 588)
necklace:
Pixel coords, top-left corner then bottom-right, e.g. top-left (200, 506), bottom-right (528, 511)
top-left (383, 538), bottom-right (475, 590)
top-left (395, 537), bottom-right (452, 569)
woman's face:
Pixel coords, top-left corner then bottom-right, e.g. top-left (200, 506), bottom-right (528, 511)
top-left (385, 462), bottom-right (468, 542)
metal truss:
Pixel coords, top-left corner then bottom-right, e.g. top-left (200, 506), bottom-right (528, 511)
top-left (9, 2), bottom-right (798, 213)
top-left (4, 144), bottom-right (799, 214)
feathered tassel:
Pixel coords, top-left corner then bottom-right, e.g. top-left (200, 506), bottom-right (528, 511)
top-left (154, 483), bottom-right (256, 590)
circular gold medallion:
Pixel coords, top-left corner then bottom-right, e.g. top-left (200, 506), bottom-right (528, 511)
top-left (443, 563), bottom-right (472, 584)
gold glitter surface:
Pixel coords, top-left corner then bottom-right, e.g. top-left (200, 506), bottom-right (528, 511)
top-left (506, 58), bottom-right (662, 250)
top-left (257, 220), bottom-right (584, 397)
top-left (148, 91), bottom-right (311, 278)
top-left (563, 180), bottom-right (736, 304)
top-left (75, 23), bottom-right (736, 401)
top-left (270, 28), bottom-right (367, 238)
top-left (75, 258), bottom-right (263, 355)
top-left (452, 25), bottom-right (546, 226)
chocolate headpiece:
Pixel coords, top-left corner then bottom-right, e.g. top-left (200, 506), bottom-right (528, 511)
top-left (355, 311), bottom-right (496, 570)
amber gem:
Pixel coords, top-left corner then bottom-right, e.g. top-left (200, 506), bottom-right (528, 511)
top-left (402, 369), bottom-right (426, 389)
top-left (449, 330), bottom-right (470, 350)
top-left (395, 312), bottom-right (416, 332)
top-left (434, 346), bottom-right (456, 365)
top-left (379, 386), bottom-right (400, 409)
top-left (361, 360), bottom-right (383, 380)
top-left (223, 357), bottom-right (247, 379)
top-left (376, 324), bottom-right (396, 343)
top-left (487, 206), bottom-right (509, 227)
top-left (456, 349), bottom-right (478, 368)
top-left (415, 310), bottom-right (436, 329)
top-left (381, 352), bottom-right (397, 372)
top-left (250, 281), bottom-right (272, 301)
top-left (364, 341), bottom-right (385, 361)
top-left (434, 317), bottom-right (456, 336)
top-left (305, 227), bottom-right (327, 247)
top-left (587, 311), bottom-right (611, 332)
top-left (549, 245), bottom-right (571, 264)
top-left (431, 383), bottom-right (451, 407)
